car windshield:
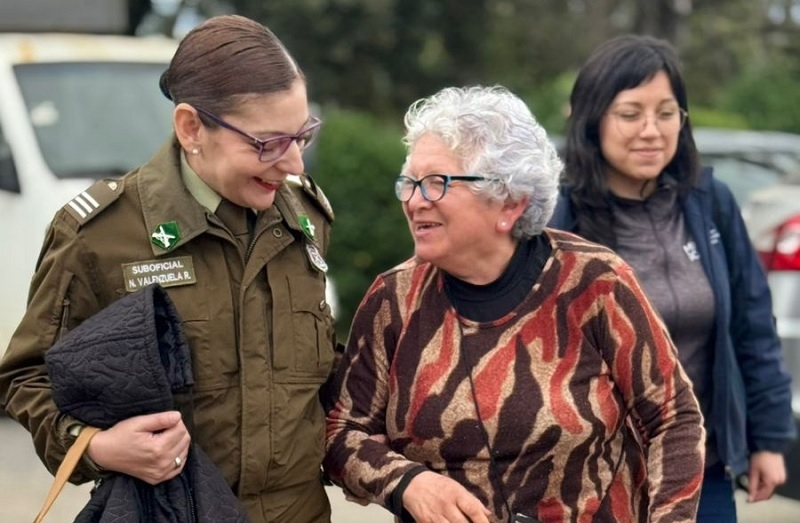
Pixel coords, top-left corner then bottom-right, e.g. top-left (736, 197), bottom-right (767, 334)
top-left (14, 62), bottom-right (173, 179)
top-left (694, 129), bottom-right (800, 206)
top-left (700, 154), bottom-right (790, 205)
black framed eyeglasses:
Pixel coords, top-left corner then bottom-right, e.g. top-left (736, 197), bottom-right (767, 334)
top-left (394, 174), bottom-right (495, 202)
top-left (194, 106), bottom-right (322, 163)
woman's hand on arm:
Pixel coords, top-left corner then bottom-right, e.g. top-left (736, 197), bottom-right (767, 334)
top-left (402, 471), bottom-right (493, 523)
top-left (86, 411), bottom-right (191, 485)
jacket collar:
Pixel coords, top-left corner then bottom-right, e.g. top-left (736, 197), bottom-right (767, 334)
top-left (137, 137), bottom-right (316, 256)
top-left (137, 138), bottom-right (211, 257)
top-left (273, 181), bottom-right (318, 245)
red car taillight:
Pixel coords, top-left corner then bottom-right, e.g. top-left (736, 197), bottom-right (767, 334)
top-left (759, 215), bottom-right (800, 271)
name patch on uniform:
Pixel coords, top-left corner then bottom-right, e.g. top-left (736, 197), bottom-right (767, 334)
top-left (121, 256), bottom-right (197, 292)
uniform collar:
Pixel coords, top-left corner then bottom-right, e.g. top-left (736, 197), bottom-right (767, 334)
top-left (137, 137), bottom-right (315, 255)
top-left (274, 179), bottom-right (318, 245)
top-left (137, 137), bottom-right (211, 256)
top-left (180, 149), bottom-right (222, 212)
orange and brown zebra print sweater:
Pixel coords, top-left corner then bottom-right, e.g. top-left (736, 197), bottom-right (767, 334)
top-left (325, 229), bottom-right (704, 523)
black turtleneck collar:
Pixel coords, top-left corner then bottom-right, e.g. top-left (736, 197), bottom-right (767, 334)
top-left (443, 234), bottom-right (551, 322)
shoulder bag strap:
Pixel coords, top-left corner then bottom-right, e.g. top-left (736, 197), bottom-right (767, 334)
top-left (33, 426), bottom-right (102, 523)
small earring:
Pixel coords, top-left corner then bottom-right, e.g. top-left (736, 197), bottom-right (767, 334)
top-left (191, 148), bottom-right (199, 155)
top-left (500, 221), bottom-right (507, 227)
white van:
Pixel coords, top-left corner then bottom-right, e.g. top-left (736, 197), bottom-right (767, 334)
top-left (0, 33), bottom-right (178, 352)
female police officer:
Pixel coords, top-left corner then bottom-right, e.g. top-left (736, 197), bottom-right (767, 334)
top-left (0, 15), bottom-right (338, 523)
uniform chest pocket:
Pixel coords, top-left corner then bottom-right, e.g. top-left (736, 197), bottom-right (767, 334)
top-left (271, 273), bottom-right (335, 381)
top-left (162, 282), bottom-right (237, 390)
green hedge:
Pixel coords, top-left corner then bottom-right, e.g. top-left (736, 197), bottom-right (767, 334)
top-left (312, 107), bottom-right (412, 338)
top-left (720, 57), bottom-right (800, 133)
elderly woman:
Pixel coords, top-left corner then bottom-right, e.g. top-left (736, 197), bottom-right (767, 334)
top-left (324, 85), bottom-right (705, 523)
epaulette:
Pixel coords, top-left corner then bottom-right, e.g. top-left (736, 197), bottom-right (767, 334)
top-left (63, 179), bottom-right (124, 226)
top-left (286, 173), bottom-right (335, 223)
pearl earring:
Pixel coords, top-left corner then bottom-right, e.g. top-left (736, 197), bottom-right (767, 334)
top-left (500, 221), bottom-right (507, 227)
top-left (191, 148), bottom-right (199, 155)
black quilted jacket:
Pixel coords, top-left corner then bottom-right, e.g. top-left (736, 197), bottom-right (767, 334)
top-left (46, 283), bottom-right (249, 523)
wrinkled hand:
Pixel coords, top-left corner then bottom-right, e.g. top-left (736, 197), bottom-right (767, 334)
top-left (403, 471), bottom-right (493, 523)
top-left (86, 411), bottom-right (191, 485)
top-left (747, 451), bottom-right (787, 502)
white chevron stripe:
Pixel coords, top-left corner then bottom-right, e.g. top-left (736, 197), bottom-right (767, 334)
top-left (74, 193), bottom-right (100, 214)
top-left (68, 200), bottom-right (87, 218)
top-left (81, 191), bottom-right (99, 208)
top-left (74, 196), bottom-right (92, 213)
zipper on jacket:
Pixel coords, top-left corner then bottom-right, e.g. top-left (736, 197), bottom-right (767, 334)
top-left (181, 470), bottom-right (198, 523)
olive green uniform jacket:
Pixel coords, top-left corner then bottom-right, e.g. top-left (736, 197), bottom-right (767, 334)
top-left (0, 139), bottom-right (338, 523)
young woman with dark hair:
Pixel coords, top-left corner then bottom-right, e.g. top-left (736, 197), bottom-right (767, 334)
top-left (550, 34), bottom-right (796, 522)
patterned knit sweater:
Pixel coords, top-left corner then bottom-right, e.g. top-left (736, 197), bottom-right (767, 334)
top-left (325, 229), bottom-right (704, 523)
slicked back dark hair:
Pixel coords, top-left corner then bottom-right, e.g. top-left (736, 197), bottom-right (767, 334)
top-left (159, 14), bottom-right (304, 117)
top-left (563, 34), bottom-right (701, 248)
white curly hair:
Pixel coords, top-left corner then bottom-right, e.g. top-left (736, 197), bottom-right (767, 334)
top-left (401, 85), bottom-right (563, 239)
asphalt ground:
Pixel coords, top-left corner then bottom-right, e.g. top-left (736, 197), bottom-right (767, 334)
top-left (1, 417), bottom-right (797, 522)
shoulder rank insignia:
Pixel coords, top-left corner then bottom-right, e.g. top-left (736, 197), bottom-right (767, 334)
top-left (63, 179), bottom-right (123, 225)
top-left (287, 173), bottom-right (334, 223)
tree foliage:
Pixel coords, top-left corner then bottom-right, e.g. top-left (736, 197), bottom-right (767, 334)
top-left (228, 0), bottom-right (800, 129)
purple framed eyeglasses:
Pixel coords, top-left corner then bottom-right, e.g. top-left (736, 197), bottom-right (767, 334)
top-left (195, 106), bottom-right (322, 163)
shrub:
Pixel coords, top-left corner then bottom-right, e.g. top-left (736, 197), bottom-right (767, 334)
top-left (685, 106), bottom-right (749, 129)
top-left (721, 58), bottom-right (800, 133)
top-left (313, 107), bottom-right (411, 339)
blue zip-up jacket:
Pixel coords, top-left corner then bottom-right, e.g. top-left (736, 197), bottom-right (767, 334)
top-left (549, 168), bottom-right (796, 475)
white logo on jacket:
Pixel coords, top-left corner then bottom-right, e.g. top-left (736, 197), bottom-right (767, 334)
top-left (683, 240), bottom-right (700, 261)
top-left (709, 227), bottom-right (721, 245)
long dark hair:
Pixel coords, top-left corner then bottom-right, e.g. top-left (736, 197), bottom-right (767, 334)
top-left (563, 34), bottom-right (701, 248)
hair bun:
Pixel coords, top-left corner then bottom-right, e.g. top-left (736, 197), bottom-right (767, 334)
top-left (159, 70), bottom-right (173, 101)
